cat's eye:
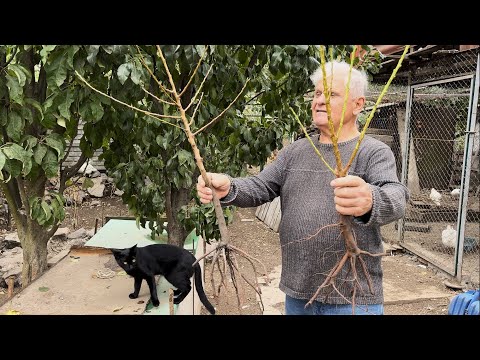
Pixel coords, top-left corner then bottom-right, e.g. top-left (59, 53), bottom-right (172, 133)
top-left (132, 259), bottom-right (136, 263)
top-left (124, 261), bottom-right (128, 265)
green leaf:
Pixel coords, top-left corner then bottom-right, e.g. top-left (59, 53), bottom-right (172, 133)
top-left (130, 67), bottom-right (142, 85)
top-left (6, 112), bottom-right (24, 142)
top-left (82, 178), bottom-right (94, 189)
top-left (9, 64), bottom-right (27, 87)
top-left (38, 286), bottom-right (50, 292)
top-left (0, 151), bottom-right (6, 172)
top-left (177, 149), bottom-right (191, 166)
top-left (42, 149), bottom-right (59, 178)
top-left (45, 134), bottom-right (65, 159)
top-left (55, 59), bottom-right (67, 88)
top-left (3, 159), bottom-right (21, 179)
top-left (58, 90), bottom-right (74, 120)
top-left (117, 63), bottom-right (131, 85)
top-left (90, 101), bottom-right (104, 122)
top-left (33, 143), bottom-right (48, 165)
top-left (2, 143), bottom-right (27, 162)
top-left (23, 135), bottom-right (38, 151)
top-left (6, 74), bottom-right (23, 104)
top-left (40, 45), bottom-right (57, 64)
top-left (57, 117), bottom-right (66, 128)
top-left (87, 46), bottom-right (100, 64)
top-left (41, 200), bottom-right (52, 221)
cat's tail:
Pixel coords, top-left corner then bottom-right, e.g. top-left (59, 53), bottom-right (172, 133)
top-left (193, 263), bottom-right (216, 315)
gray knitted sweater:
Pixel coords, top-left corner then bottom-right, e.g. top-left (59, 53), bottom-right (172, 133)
top-left (221, 135), bottom-right (409, 305)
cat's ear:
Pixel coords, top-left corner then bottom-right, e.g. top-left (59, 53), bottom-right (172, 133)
top-left (129, 244), bottom-right (138, 255)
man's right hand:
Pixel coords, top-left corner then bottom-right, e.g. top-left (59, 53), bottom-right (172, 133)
top-left (196, 173), bottom-right (231, 204)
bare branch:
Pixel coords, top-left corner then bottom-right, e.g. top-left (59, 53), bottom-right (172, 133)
top-left (193, 79), bottom-right (249, 136)
top-left (336, 49), bottom-right (356, 138)
top-left (289, 107), bottom-right (336, 174)
top-left (189, 92), bottom-right (204, 126)
top-left (141, 86), bottom-right (176, 106)
top-left (135, 46), bottom-right (176, 102)
top-left (179, 49), bottom-right (207, 97)
top-left (184, 64), bottom-right (213, 112)
top-left (344, 45), bottom-right (410, 174)
top-left (319, 46), bottom-right (343, 172)
top-left (156, 46), bottom-right (179, 97)
top-left (75, 70), bottom-right (183, 129)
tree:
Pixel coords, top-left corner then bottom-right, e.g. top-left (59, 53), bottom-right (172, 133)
top-left (0, 45), bottom-right (131, 286)
top-left (98, 45), bottom-right (383, 247)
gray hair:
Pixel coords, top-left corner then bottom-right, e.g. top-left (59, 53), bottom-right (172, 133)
top-left (310, 61), bottom-right (368, 99)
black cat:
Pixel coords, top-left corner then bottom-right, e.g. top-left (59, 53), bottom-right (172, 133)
top-left (111, 243), bottom-right (215, 315)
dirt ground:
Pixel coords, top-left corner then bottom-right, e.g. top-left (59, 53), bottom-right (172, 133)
top-left (0, 196), bottom-right (465, 315)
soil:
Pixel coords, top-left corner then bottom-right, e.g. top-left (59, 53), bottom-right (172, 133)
top-left (0, 195), bottom-right (465, 315)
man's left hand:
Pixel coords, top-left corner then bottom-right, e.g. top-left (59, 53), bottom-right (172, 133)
top-left (330, 175), bottom-right (372, 217)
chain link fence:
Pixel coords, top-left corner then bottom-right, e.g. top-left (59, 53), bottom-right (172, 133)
top-left (370, 48), bottom-right (480, 287)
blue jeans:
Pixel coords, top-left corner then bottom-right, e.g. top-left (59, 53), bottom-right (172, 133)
top-left (285, 295), bottom-right (383, 315)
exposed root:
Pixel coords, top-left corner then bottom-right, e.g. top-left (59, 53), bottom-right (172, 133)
top-left (195, 242), bottom-right (270, 310)
top-left (305, 215), bottom-right (388, 314)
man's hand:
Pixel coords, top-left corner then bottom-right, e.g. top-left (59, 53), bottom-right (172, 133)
top-left (330, 175), bottom-right (372, 217)
top-left (196, 173), bottom-right (231, 204)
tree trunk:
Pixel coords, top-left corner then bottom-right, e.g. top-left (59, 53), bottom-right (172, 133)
top-left (20, 221), bottom-right (49, 288)
top-left (165, 184), bottom-right (189, 247)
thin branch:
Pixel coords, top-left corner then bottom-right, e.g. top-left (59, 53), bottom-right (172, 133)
top-left (193, 79), bottom-right (249, 136)
top-left (189, 92), bottom-right (204, 126)
top-left (156, 45), bottom-right (179, 96)
top-left (184, 64), bottom-right (213, 112)
top-left (319, 46), bottom-right (343, 172)
top-left (179, 49), bottom-right (207, 97)
top-left (344, 45), bottom-right (410, 174)
top-left (0, 182), bottom-right (23, 229)
top-left (336, 49), bottom-right (356, 138)
top-left (135, 46), bottom-right (176, 102)
top-left (289, 107), bottom-right (335, 174)
top-left (141, 86), bottom-right (176, 106)
top-left (75, 70), bottom-right (183, 129)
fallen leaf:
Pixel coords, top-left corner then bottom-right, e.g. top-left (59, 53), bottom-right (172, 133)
top-left (0, 290), bottom-right (5, 295)
top-left (117, 271), bottom-right (127, 276)
top-left (38, 287), bottom-right (50, 292)
top-left (113, 306), bottom-right (123, 312)
top-left (137, 300), bottom-right (144, 304)
top-left (5, 310), bottom-right (21, 315)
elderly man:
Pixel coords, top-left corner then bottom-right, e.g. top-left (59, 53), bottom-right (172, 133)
top-left (196, 61), bottom-right (409, 315)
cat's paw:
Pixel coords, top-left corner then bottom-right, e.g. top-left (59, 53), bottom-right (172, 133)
top-left (129, 293), bottom-right (138, 299)
top-left (151, 299), bottom-right (160, 307)
top-left (173, 298), bottom-right (182, 305)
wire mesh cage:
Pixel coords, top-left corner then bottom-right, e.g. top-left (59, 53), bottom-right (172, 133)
top-left (369, 48), bottom-right (480, 287)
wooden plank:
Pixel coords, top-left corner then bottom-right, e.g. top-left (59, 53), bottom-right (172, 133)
top-left (272, 199), bottom-right (282, 233)
top-left (264, 197), bottom-right (280, 229)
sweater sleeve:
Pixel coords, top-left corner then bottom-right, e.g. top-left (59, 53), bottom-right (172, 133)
top-left (353, 145), bottom-right (409, 227)
top-left (220, 149), bottom-right (286, 207)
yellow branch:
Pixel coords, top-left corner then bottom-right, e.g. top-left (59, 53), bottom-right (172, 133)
top-left (289, 107), bottom-right (335, 174)
top-left (319, 46), bottom-right (343, 172)
top-left (179, 48), bottom-right (207, 97)
top-left (135, 46), bottom-right (176, 102)
top-left (344, 45), bottom-right (410, 174)
top-left (337, 49), bottom-right (356, 138)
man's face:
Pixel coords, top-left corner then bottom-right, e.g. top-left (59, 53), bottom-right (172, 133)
top-left (311, 75), bottom-right (361, 131)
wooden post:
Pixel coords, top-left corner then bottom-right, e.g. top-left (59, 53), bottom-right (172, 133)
top-left (7, 276), bottom-right (15, 298)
